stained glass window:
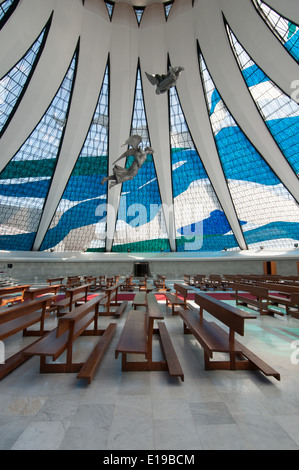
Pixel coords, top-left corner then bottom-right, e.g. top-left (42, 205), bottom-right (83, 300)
top-left (199, 50), bottom-right (299, 249)
top-left (0, 24), bottom-right (48, 136)
top-left (253, 0), bottom-right (299, 62)
top-left (228, 26), bottom-right (299, 175)
top-left (0, 0), bottom-right (17, 25)
top-left (169, 86), bottom-right (239, 251)
top-left (0, 49), bottom-right (77, 251)
top-left (112, 67), bottom-right (170, 253)
top-left (41, 65), bottom-right (109, 252)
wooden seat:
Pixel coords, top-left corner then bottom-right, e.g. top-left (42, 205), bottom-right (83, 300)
top-left (132, 291), bottom-right (147, 309)
top-left (178, 292), bottom-right (280, 380)
top-left (164, 283), bottom-right (191, 315)
top-left (23, 285), bottom-right (61, 305)
top-left (0, 284), bottom-right (31, 306)
top-left (98, 276), bottom-right (106, 291)
top-left (52, 283), bottom-right (92, 316)
top-left (262, 282), bottom-right (299, 315)
top-left (47, 277), bottom-right (65, 286)
top-left (193, 275), bottom-right (207, 290)
top-left (0, 294), bottom-right (54, 380)
top-left (83, 276), bottom-right (98, 291)
top-left (138, 275), bottom-right (153, 292)
top-left (120, 276), bottom-right (135, 292)
top-left (290, 293), bottom-right (299, 319)
top-left (24, 294), bottom-right (116, 383)
top-left (101, 282), bottom-right (127, 316)
top-left (76, 323), bottom-right (117, 384)
top-left (115, 292), bottom-right (184, 381)
top-left (231, 283), bottom-right (270, 315)
top-left (154, 275), bottom-right (170, 291)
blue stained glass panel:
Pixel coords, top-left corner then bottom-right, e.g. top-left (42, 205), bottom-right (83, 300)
top-left (41, 66), bottom-right (109, 252)
top-left (169, 86), bottom-right (239, 252)
top-left (199, 51), bottom-right (299, 250)
top-left (0, 52), bottom-right (77, 251)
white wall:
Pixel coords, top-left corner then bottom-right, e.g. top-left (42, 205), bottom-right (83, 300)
top-left (1, 251), bottom-right (298, 282)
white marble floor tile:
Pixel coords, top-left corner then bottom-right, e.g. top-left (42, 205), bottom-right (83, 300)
top-left (0, 283), bottom-right (299, 450)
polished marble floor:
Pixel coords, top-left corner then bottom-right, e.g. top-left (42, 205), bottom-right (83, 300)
top-left (1, 279), bottom-right (299, 451)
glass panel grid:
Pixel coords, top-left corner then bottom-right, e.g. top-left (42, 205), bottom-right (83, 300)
top-left (169, 86), bottom-right (239, 252)
top-left (0, 0), bottom-right (14, 20)
top-left (199, 52), bottom-right (299, 250)
top-left (0, 53), bottom-right (77, 251)
top-left (41, 66), bottom-right (109, 252)
top-left (112, 68), bottom-right (170, 253)
top-left (228, 27), bottom-right (299, 175)
top-left (253, 0), bottom-right (299, 62)
top-left (0, 27), bottom-right (46, 135)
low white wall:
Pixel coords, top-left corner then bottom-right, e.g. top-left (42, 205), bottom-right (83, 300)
top-left (0, 250), bottom-right (298, 283)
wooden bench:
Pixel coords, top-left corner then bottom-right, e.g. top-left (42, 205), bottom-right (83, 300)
top-left (52, 283), bottom-right (92, 316)
top-left (132, 291), bottom-right (147, 309)
top-left (138, 275), bottom-right (153, 292)
top-left (101, 282), bottom-right (128, 317)
top-left (193, 275), bottom-right (206, 290)
top-left (231, 283), bottom-right (270, 315)
top-left (24, 285), bottom-right (61, 300)
top-left (23, 285), bottom-right (62, 314)
top-left (154, 275), bottom-right (170, 291)
top-left (83, 276), bottom-right (98, 291)
top-left (115, 292), bottom-right (184, 381)
top-left (98, 276), bottom-right (106, 291)
top-left (0, 294), bottom-right (54, 380)
top-left (63, 276), bottom-right (82, 290)
top-left (184, 274), bottom-right (193, 285)
top-left (24, 294), bottom-right (117, 383)
top-left (178, 292), bottom-right (280, 380)
top-left (47, 277), bottom-right (65, 286)
top-left (0, 284), bottom-right (31, 307)
top-left (262, 282), bottom-right (299, 315)
top-left (120, 275), bottom-right (135, 292)
top-left (206, 275), bottom-right (223, 290)
top-left (164, 283), bottom-right (191, 315)
top-left (290, 293), bottom-right (299, 319)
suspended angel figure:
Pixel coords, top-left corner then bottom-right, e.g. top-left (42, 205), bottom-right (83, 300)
top-left (101, 135), bottom-right (154, 189)
top-left (145, 66), bottom-right (184, 95)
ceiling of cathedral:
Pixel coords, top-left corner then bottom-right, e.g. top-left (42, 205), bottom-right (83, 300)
top-left (0, 0), bottom-right (298, 254)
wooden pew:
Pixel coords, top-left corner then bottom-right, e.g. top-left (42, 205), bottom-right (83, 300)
top-left (290, 293), bottom-right (299, 319)
top-left (115, 292), bottom-right (184, 381)
top-left (64, 276), bottom-right (82, 290)
top-left (101, 282), bottom-right (128, 317)
top-left (139, 274), bottom-right (153, 292)
top-left (132, 291), bottom-right (147, 309)
top-left (52, 283), bottom-right (92, 316)
top-left (262, 282), bottom-right (299, 315)
top-left (24, 285), bottom-right (61, 301)
top-left (83, 276), bottom-right (98, 291)
top-left (178, 292), bottom-right (280, 380)
top-left (164, 283), bottom-right (191, 315)
top-left (206, 274), bottom-right (223, 290)
top-left (0, 294), bottom-right (54, 380)
top-left (47, 277), bottom-right (65, 286)
top-left (98, 276), bottom-right (106, 291)
top-left (24, 294), bottom-right (116, 384)
top-left (24, 285), bottom-right (62, 314)
top-left (184, 274), bottom-right (193, 286)
top-left (120, 275), bottom-right (135, 292)
top-left (0, 284), bottom-right (31, 307)
top-left (193, 275), bottom-right (206, 290)
top-left (154, 274), bottom-right (170, 291)
top-left (231, 283), bottom-right (270, 315)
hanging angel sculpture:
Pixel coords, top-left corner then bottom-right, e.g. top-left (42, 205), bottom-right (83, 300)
top-left (101, 135), bottom-right (154, 189)
top-left (145, 66), bottom-right (184, 95)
